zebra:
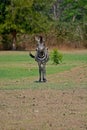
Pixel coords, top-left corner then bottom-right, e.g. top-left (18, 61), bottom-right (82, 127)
top-left (29, 36), bottom-right (49, 82)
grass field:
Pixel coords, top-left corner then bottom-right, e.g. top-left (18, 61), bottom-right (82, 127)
top-left (0, 50), bottom-right (87, 90)
top-left (0, 50), bottom-right (87, 130)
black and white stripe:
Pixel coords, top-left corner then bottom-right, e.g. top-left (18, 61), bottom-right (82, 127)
top-left (30, 36), bottom-right (49, 82)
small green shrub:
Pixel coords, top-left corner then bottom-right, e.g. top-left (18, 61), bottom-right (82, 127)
top-left (51, 49), bottom-right (63, 64)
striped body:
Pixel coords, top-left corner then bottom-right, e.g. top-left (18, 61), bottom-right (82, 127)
top-left (35, 44), bottom-right (49, 82)
top-left (30, 36), bottom-right (49, 82)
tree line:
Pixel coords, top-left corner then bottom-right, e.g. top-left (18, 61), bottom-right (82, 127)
top-left (0, 0), bottom-right (87, 50)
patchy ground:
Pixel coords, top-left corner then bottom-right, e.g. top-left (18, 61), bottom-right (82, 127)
top-left (0, 88), bottom-right (87, 130)
top-left (0, 50), bottom-right (87, 130)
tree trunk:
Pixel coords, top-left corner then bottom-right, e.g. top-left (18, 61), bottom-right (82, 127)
top-left (53, 4), bottom-right (57, 20)
top-left (12, 30), bottom-right (17, 50)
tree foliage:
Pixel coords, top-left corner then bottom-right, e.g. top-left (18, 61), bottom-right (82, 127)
top-left (53, 0), bottom-right (87, 47)
top-left (0, 0), bottom-right (87, 50)
top-left (0, 0), bottom-right (54, 49)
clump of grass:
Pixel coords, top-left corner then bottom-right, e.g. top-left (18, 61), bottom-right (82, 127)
top-left (51, 49), bottom-right (63, 64)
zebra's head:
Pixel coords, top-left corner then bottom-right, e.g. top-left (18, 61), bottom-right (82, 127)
top-left (35, 36), bottom-right (46, 58)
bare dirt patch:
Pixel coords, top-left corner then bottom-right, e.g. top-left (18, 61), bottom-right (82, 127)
top-left (48, 65), bottom-right (87, 88)
top-left (0, 88), bottom-right (87, 130)
top-left (0, 50), bottom-right (87, 130)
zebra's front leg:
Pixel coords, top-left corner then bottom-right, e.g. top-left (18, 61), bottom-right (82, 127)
top-left (42, 64), bottom-right (47, 82)
top-left (38, 64), bottom-right (42, 82)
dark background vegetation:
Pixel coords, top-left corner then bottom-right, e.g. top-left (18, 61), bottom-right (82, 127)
top-left (0, 0), bottom-right (87, 50)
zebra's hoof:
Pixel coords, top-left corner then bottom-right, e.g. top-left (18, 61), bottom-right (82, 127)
top-left (43, 79), bottom-right (47, 82)
top-left (39, 79), bottom-right (41, 82)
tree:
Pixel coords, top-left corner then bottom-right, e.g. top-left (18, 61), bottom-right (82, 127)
top-left (52, 0), bottom-right (87, 47)
top-left (0, 0), bottom-right (54, 50)
top-left (0, 0), bottom-right (33, 49)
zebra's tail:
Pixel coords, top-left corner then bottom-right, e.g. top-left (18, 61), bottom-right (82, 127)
top-left (29, 53), bottom-right (35, 58)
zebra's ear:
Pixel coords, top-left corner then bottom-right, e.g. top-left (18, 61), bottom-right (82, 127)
top-left (35, 36), bottom-right (40, 42)
top-left (43, 38), bottom-right (45, 42)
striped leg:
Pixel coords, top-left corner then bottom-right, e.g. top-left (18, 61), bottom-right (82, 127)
top-left (38, 62), bottom-right (42, 82)
top-left (42, 63), bottom-right (47, 82)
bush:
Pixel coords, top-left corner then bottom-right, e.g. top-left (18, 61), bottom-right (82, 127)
top-left (51, 49), bottom-right (63, 64)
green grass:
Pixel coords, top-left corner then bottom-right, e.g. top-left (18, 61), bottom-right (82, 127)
top-left (63, 53), bottom-right (87, 63)
top-left (0, 50), bottom-right (87, 90)
top-left (0, 51), bottom-right (75, 79)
